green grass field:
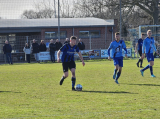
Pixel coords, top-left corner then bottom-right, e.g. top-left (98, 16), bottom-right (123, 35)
top-left (0, 59), bottom-right (160, 119)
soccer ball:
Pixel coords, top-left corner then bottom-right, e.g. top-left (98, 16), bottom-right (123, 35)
top-left (75, 84), bottom-right (82, 91)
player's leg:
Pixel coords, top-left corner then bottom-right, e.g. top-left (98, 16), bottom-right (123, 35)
top-left (115, 57), bottom-right (123, 84)
top-left (60, 62), bottom-right (69, 85)
top-left (69, 61), bottom-right (76, 90)
top-left (71, 68), bottom-right (76, 90)
top-left (139, 50), bottom-right (143, 68)
top-left (113, 58), bottom-right (118, 79)
top-left (140, 53), bottom-right (150, 76)
top-left (149, 53), bottom-right (155, 77)
top-left (137, 50), bottom-right (142, 67)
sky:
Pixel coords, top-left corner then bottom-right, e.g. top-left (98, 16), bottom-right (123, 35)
top-left (0, 0), bottom-right (74, 19)
top-left (0, 0), bottom-right (35, 19)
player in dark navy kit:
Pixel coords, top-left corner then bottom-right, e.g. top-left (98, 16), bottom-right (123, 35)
top-left (57, 36), bottom-right (85, 90)
top-left (140, 30), bottom-right (159, 77)
top-left (108, 32), bottom-right (127, 84)
top-left (135, 33), bottom-right (145, 68)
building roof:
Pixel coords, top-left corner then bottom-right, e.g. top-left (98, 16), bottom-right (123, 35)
top-left (0, 18), bottom-right (114, 28)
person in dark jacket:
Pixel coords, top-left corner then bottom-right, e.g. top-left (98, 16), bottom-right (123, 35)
top-left (23, 43), bottom-right (32, 63)
top-left (55, 39), bottom-right (62, 51)
top-left (32, 39), bottom-right (39, 62)
top-left (49, 39), bottom-right (56, 62)
top-left (78, 38), bottom-right (85, 50)
top-left (63, 38), bottom-right (70, 44)
top-left (39, 40), bottom-right (47, 52)
top-left (3, 40), bottom-right (13, 64)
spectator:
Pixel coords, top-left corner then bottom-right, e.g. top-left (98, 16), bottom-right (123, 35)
top-left (63, 38), bottom-right (70, 44)
top-left (78, 38), bottom-right (85, 50)
top-left (49, 39), bottom-right (56, 63)
top-left (55, 39), bottom-right (62, 51)
top-left (39, 40), bottom-right (47, 52)
top-left (3, 40), bottom-right (13, 64)
top-left (23, 43), bottom-right (32, 63)
top-left (32, 39), bottom-right (39, 63)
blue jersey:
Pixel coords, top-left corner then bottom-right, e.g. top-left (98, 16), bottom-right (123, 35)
top-left (138, 38), bottom-right (143, 51)
top-left (108, 40), bottom-right (127, 58)
top-left (60, 43), bottom-right (79, 62)
top-left (142, 37), bottom-right (156, 54)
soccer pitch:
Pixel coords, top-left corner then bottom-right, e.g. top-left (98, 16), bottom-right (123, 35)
top-left (0, 59), bottom-right (160, 118)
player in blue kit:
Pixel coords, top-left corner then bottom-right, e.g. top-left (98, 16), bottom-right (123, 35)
top-left (135, 33), bottom-right (145, 68)
top-left (108, 32), bottom-right (128, 84)
top-left (140, 30), bottom-right (159, 77)
top-left (57, 36), bottom-right (85, 90)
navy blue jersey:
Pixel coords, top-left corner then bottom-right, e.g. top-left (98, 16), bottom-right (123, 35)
top-left (60, 43), bottom-right (79, 62)
top-left (138, 38), bottom-right (143, 51)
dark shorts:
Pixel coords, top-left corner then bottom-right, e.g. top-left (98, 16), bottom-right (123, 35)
top-left (62, 61), bottom-right (76, 72)
top-left (138, 50), bottom-right (142, 57)
top-left (113, 56), bottom-right (123, 67)
top-left (146, 53), bottom-right (154, 62)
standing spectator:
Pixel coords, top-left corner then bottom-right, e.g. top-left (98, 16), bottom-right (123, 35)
top-left (32, 39), bottom-right (39, 63)
top-left (55, 39), bottom-right (62, 51)
top-left (23, 43), bottom-right (32, 63)
top-left (49, 39), bottom-right (56, 63)
top-left (63, 38), bottom-right (70, 44)
top-left (78, 38), bottom-right (85, 50)
top-left (39, 40), bottom-right (47, 52)
top-left (3, 40), bottom-right (13, 64)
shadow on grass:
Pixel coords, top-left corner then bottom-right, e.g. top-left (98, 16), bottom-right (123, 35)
top-left (0, 91), bottom-right (21, 93)
top-left (127, 83), bottom-right (160, 86)
top-left (78, 90), bottom-right (137, 94)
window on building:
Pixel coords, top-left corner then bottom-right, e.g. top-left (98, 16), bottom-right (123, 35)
top-left (45, 31), bottom-right (66, 39)
top-left (79, 31), bottom-right (89, 38)
top-left (79, 30), bottom-right (100, 38)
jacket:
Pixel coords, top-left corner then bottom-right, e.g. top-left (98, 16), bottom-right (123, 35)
top-left (39, 43), bottom-right (47, 52)
top-left (49, 43), bottom-right (56, 53)
top-left (32, 43), bottom-right (39, 53)
top-left (3, 44), bottom-right (12, 54)
top-left (78, 42), bottom-right (85, 50)
top-left (23, 46), bottom-right (32, 54)
top-left (55, 42), bottom-right (62, 51)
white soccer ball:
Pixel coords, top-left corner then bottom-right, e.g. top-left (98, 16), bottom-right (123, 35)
top-left (75, 84), bottom-right (82, 91)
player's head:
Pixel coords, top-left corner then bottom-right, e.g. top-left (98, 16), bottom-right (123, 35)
top-left (66, 38), bottom-right (69, 41)
top-left (141, 33), bottom-right (145, 39)
top-left (56, 39), bottom-right (59, 42)
top-left (115, 32), bottom-right (120, 40)
top-left (70, 36), bottom-right (77, 45)
top-left (50, 39), bottom-right (53, 43)
top-left (41, 40), bottom-right (44, 44)
top-left (25, 43), bottom-right (28, 46)
top-left (79, 38), bottom-right (82, 42)
top-left (5, 40), bottom-right (8, 44)
top-left (33, 39), bottom-right (35, 43)
top-left (147, 30), bottom-right (152, 37)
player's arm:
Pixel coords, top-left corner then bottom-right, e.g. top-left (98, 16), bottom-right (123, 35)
top-left (107, 43), bottom-right (112, 61)
top-left (142, 39), bottom-right (146, 59)
top-left (123, 41), bottom-right (128, 58)
top-left (135, 42), bottom-right (138, 53)
top-left (153, 41), bottom-right (159, 55)
top-left (57, 50), bottom-right (61, 62)
top-left (77, 52), bottom-right (85, 66)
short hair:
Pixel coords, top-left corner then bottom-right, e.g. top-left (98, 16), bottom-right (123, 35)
top-left (147, 30), bottom-right (152, 33)
top-left (41, 40), bottom-right (44, 42)
top-left (50, 39), bottom-right (53, 41)
top-left (115, 32), bottom-right (120, 35)
top-left (70, 36), bottom-right (77, 40)
top-left (141, 33), bottom-right (145, 36)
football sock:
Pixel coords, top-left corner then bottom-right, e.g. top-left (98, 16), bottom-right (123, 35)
top-left (60, 76), bottom-right (66, 85)
top-left (149, 66), bottom-right (153, 75)
top-left (116, 72), bottom-right (121, 80)
top-left (71, 77), bottom-right (76, 88)
top-left (114, 69), bottom-right (118, 75)
top-left (142, 65), bottom-right (150, 71)
top-left (137, 59), bottom-right (141, 64)
top-left (140, 59), bottom-right (143, 66)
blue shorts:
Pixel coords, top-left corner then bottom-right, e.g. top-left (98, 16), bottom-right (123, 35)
top-left (146, 53), bottom-right (154, 62)
top-left (113, 56), bottom-right (123, 67)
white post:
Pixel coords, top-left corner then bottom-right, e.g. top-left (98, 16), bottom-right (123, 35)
top-left (89, 35), bottom-right (91, 50)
